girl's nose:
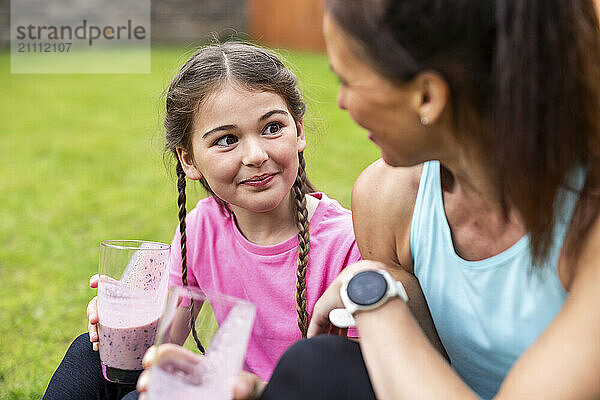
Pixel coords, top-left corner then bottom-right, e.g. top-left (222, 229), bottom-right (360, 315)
top-left (241, 138), bottom-right (268, 167)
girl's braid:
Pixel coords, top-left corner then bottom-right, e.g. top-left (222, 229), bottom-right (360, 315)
top-left (293, 151), bottom-right (310, 337)
top-left (176, 159), bottom-right (205, 354)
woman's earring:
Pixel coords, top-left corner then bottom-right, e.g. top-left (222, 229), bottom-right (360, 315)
top-left (420, 116), bottom-right (430, 125)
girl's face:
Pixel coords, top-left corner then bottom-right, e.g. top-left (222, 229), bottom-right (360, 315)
top-left (178, 84), bottom-right (306, 213)
top-left (323, 13), bottom-right (446, 167)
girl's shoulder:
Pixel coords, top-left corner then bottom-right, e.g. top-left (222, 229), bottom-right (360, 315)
top-left (307, 192), bottom-right (355, 239)
top-left (306, 192), bottom-right (362, 267)
top-left (309, 192), bottom-right (352, 221)
top-left (185, 196), bottom-right (231, 230)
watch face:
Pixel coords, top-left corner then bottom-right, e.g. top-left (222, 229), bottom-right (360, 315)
top-left (347, 270), bottom-right (388, 306)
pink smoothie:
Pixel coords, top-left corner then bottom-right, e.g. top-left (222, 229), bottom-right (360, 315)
top-left (98, 317), bottom-right (159, 370)
top-left (97, 245), bottom-right (169, 373)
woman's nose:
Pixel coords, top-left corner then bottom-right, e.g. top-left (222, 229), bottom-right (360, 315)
top-left (337, 86), bottom-right (347, 110)
top-left (241, 138), bottom-right (268, 167)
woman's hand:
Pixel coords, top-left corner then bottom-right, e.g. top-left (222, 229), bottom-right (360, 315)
top-left (307, 260), bottom-right (387, 338)
top-left (87, 274), bottom-right (99, 351)
top-left (136, 344), bottom-right (266, 400)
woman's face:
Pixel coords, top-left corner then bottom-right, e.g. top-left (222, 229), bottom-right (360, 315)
top-left (323, 13), bottom-right (445, 167)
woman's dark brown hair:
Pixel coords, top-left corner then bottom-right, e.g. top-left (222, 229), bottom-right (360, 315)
top-left (326, 0), bottom-right (600, 266)
top-left (164, 42), bottom-right (316, 338)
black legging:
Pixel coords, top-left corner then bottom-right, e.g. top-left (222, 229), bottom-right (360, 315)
top-left (46, 334), bottom-right (375, 400)
top-left (259, 335), bottom-right (377, 400)
top-left (43, 333), bottom-right (137, 400)
top-left (123, 335), bottom-right (375, 400)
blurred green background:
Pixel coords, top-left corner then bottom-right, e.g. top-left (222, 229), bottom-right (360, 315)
top-left (0, 46), bottom-right (379, 399)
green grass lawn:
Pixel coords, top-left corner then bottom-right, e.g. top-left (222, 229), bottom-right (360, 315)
top-left (0, 46), bottom-right (379, 399)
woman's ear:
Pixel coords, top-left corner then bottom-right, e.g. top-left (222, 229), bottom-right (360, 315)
top-left (296, 120), bottom-right (307, 153)
top-left (411, 71), bottom-right (449, 126)
top-left (175, 147), bottom-right (203, 180)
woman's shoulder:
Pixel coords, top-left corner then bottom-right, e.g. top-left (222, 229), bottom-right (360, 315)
top-left (352, 159), bottom-right (422, 228)
top-left (352, 159), bottom-right (422, 205)
top-left (351, 159), bottom-right (424, 270)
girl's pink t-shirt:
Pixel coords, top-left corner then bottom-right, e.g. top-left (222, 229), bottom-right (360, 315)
top-left (169, 193), bottom-right (362, 381)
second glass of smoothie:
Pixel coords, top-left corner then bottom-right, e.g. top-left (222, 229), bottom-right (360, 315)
top-left (148, 286), bottom-right (256, 400)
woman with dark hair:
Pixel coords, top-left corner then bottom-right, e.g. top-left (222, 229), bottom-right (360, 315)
top-left (252, 0), bottom-right (600, 399)
top-left (136, 1), bottom-right (600, 399)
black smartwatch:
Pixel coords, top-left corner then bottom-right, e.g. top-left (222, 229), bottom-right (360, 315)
top-left (329, 269), bottom-right (408, 328)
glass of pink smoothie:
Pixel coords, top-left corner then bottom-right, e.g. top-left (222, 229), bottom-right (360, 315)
top-left (97, 240), bottom-right (170, 384)
top-left (148, 286), bottom-right (256, 400)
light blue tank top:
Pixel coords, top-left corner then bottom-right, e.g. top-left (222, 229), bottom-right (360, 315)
top-left (411, 161), bottom-right (583, 399)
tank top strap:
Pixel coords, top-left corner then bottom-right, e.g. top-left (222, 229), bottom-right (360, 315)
top-left (410, 160), bottom-right (441, 265)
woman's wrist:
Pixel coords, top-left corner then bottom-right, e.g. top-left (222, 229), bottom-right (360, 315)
top-left (354, 296), bottom-right (409, 322)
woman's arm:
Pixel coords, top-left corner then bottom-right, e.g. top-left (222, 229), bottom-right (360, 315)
top-left (355, 285), bottom-right (475, 400)
top-left (351, 160), bottom-right (446, 357)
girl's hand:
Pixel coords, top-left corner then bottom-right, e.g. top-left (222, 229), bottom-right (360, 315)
top-left (232, 371), bottom-right (267, 400)
top-left (86, 274), bottom-right (99, 351)
top-left (307, 260), bottom-right (387, 338)
top-left (136, 345), bottom-right (266, 400)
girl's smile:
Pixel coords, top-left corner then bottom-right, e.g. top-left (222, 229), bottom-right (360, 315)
top-left (239, 172), bottom-right (279, 187)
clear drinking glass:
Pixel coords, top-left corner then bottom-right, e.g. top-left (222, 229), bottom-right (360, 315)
top-left (148, 286), bottom-right (256, 400)
top-left (97, 240), bottom-right (170, 384)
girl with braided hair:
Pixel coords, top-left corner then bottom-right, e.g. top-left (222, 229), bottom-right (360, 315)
top-left (44, 42), bottom-right (361, 400)
top-left (158, 41), bottom-right (360, 381)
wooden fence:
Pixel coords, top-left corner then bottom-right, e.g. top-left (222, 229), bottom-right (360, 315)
top-left (249, 0), bottom-right (326, 52)
top-left (249, 0), bottom-right (600, 53)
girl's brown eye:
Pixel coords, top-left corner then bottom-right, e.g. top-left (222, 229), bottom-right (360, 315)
top-left (264, 122), bottom-right (282, 135)
top-left (215, 134), bottom-right (238, 146)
